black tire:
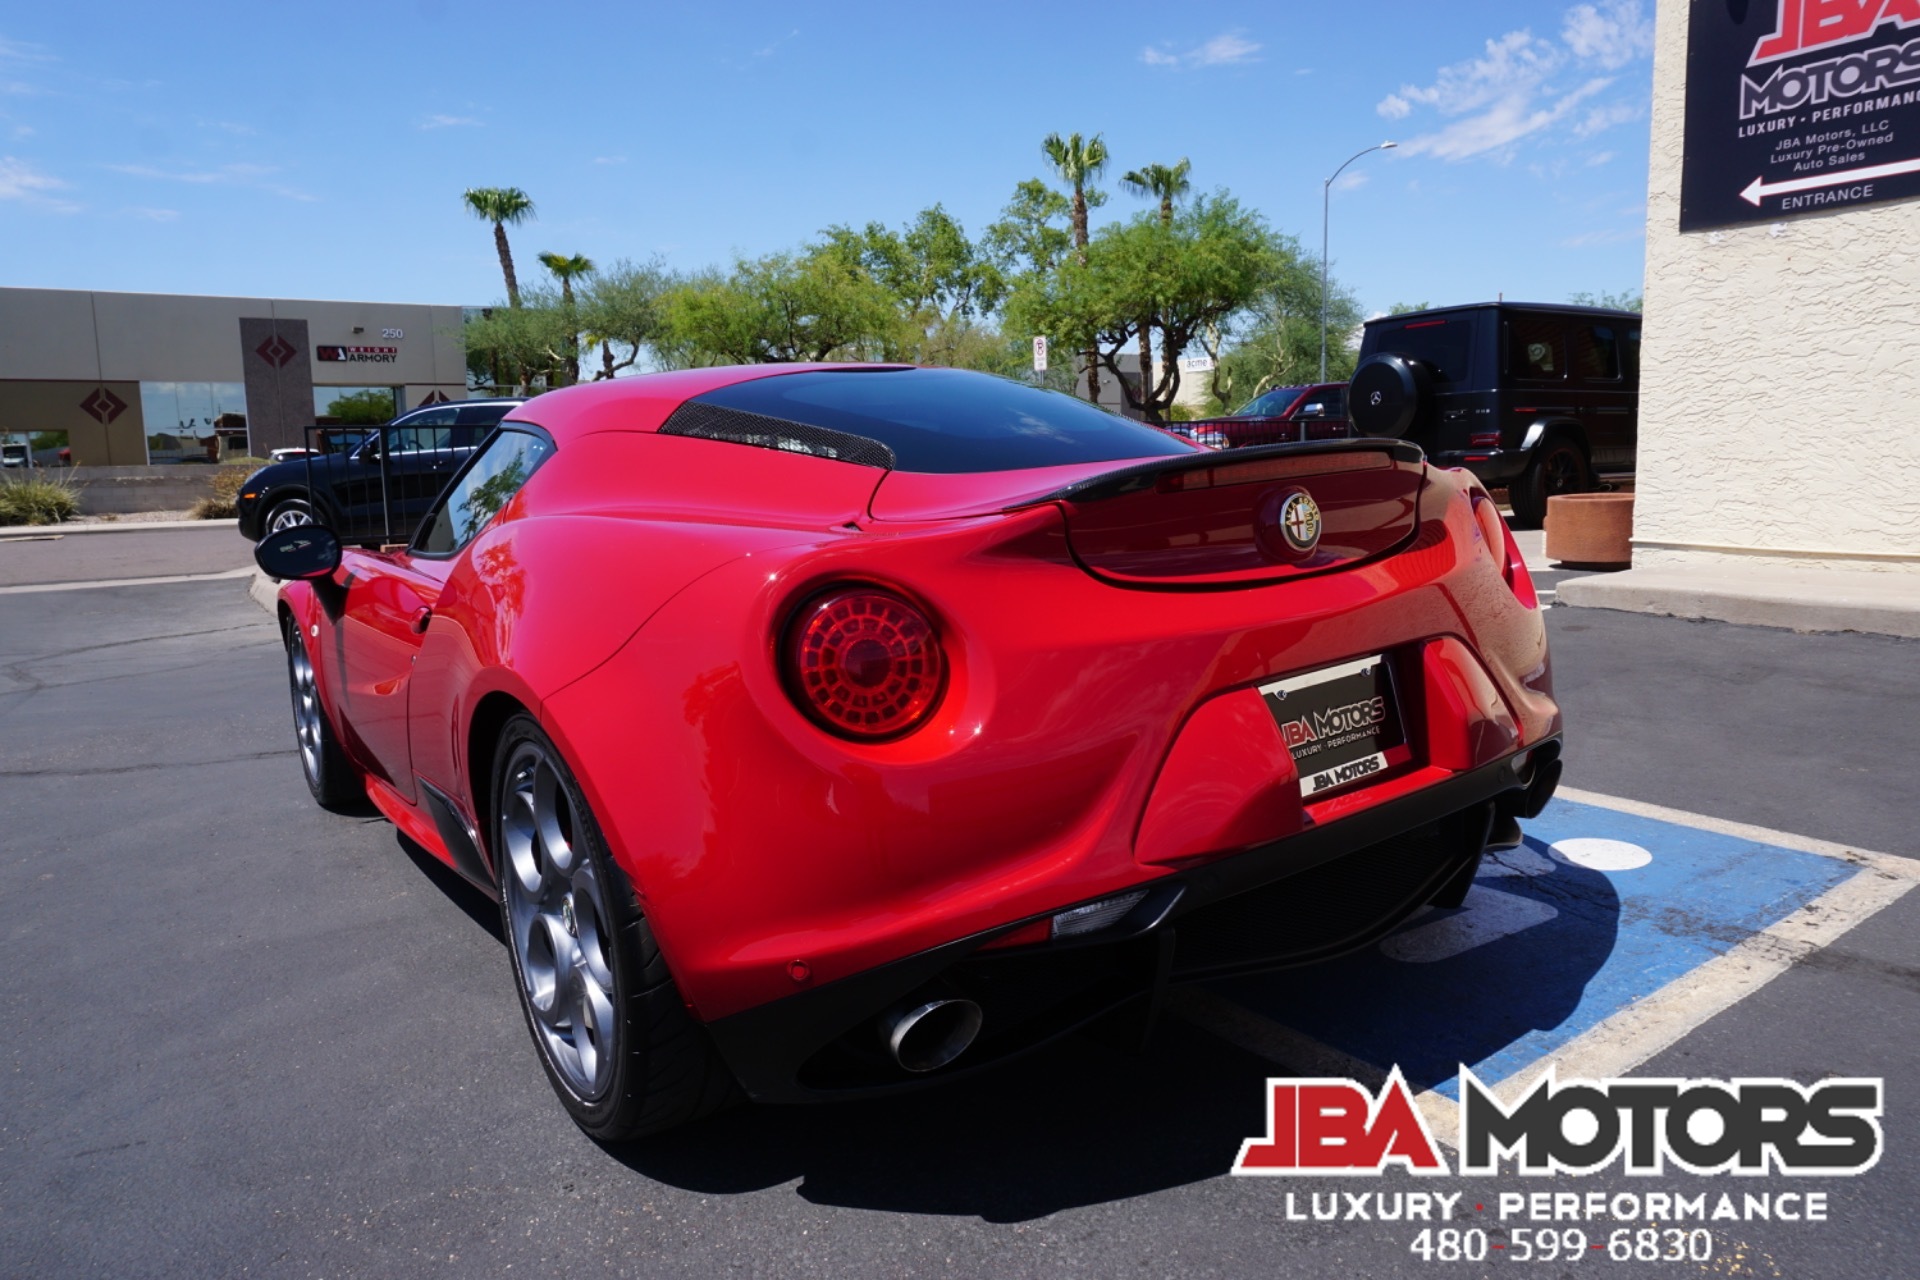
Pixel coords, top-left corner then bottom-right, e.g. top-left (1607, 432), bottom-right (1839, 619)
top-left (492, 714), bottom-right (737, 1142)
top-left (282, 615), bottom-right (365, 811)
top-left (1348, 353), bottom-right (1432, 438)
top-left (1508, 434), bottom-right (1591, 530)
top-left (264, 496), bottom-right (315, 535)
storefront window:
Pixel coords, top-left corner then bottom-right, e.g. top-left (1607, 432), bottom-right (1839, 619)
top-left (317, 386), bottom-right (400, 424)
top-left (142, 382), bottom-right (249, 464)
top-left (2, 430), bottom-right (72, 468)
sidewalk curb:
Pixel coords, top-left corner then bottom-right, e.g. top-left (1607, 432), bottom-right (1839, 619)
top-left (0, 518), bottom-right (229, 537)
top-left (1559, 567), bottom-right (1920, 639)
top-left (248, 569), bottom-right (279, 616)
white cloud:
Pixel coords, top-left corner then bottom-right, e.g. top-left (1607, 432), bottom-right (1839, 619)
top-left (1562, 0), bottom-right (1654, 70)
top-left (0, 154), bottom-right (78, 210)
top-left (1141, 30), bottom-right (1261, 70)
top-left (1332, 170), bottom-right (1370, 192)
top-left (125, 206), bottom-right (179, 221)
top-left (753, 29), bottom-right (799, 58)
top-left (0, 36), bottom-right (54, 63)
top-left (106, 160), bottom-right (316, 202)
top-left (420, 114), bottom-right (481, 130)
top-left (1587, 150), bottom-right (1615, 166)
top-left (1377, 2), bottom-right (1653, 163)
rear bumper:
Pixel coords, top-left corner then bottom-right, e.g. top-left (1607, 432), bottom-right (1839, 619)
top-left (704, 736), bottom-right (1561, 1103)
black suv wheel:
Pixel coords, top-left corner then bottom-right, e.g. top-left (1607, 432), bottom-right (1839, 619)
top-left (1508, 434), bottom-right (1591, 530)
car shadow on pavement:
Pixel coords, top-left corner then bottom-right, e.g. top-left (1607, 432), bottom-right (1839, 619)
top-left (609, 1015), bottom-right (1279, 1223)
top-left (609, 848), bottom-right (1621, 1222)
top-left (395, 832), bottom-right (504, 944)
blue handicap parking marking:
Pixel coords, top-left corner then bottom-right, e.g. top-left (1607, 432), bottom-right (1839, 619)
top-left (1210, 798), bottom-right (1858, 1096)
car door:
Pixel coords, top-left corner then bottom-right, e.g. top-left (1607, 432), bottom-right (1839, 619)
top-left (333, 548), bottom-right (453, 801)
top-left (1571, 321), bottom-right (1632, 474)
top-left (405, 425), bottom-right (558, 803)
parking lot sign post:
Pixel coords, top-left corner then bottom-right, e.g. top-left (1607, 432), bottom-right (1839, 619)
top-left (1032, 336), bottom-right (1048, 373)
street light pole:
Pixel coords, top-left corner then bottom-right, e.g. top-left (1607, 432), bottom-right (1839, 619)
top-left (1321, 140), bottom-right (1396, 383)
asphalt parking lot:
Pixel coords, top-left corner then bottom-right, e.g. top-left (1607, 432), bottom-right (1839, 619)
top-left (2, 531), bottom-right (1916, 1278)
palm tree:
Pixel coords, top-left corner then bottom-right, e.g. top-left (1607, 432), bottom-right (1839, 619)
top-left (1120, 159), bottom-right (1192, 418)
top-left (462, 187), bottom-right (537, 306)
top-left (1121, 158), bottom-right (1190, 227)
top-left (1041, 131), bottom-right (1109, 405)
top-left (538, 252), bottom-right (595, 385)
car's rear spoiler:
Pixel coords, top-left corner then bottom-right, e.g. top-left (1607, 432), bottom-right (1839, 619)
top-left (1019, 438), bottom-right (1426, 507)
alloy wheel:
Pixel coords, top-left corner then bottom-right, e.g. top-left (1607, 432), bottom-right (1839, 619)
top-left (286, 626), bottom-right (324, 785)
top-left (500, 741), bottom-right (618, 1100)
top-left (268, 501), bottom-right (314, 533)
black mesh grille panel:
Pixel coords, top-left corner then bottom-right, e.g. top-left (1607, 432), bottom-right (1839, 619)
top-left (659, 401), bottom-right (896, 469)
top-left (1171, 817), bottom-right (1473, 977)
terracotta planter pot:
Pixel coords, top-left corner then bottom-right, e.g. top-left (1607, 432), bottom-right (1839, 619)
top-left (1544, 492), bottom-right (1634, 570)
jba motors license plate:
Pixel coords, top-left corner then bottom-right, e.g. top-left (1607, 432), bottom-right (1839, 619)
top-left (1258, 655), bottom-right (1406, 798)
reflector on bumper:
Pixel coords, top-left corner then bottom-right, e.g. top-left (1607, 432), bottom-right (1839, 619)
top-left (1052, 890), bottom-right (1148, 938)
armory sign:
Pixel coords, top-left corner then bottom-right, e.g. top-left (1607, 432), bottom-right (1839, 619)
top-left (1683, 0), bottom-right (1920, 230)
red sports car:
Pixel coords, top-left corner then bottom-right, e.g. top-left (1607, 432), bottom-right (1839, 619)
top-left (256, 364), bottom-right (1561, 1141)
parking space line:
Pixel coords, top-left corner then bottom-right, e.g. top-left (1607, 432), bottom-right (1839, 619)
top-left (1557, 785), bottom-right (1920, 875)
top-left (0, 566), bottom-right (254, 595)
top-left (1172, 795), bottom-right (1918, 1149)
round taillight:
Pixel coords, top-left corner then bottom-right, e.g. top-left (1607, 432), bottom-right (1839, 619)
top-left (786, 588), bottom-right (945, 740)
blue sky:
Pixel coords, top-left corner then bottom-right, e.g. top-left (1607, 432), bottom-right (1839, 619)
top-left (0, 1), bottom-right (1654, 318)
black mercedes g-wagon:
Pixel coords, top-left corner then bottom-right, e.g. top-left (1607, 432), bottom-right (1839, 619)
top-left (1347, 302), bottom-right (1640, 528)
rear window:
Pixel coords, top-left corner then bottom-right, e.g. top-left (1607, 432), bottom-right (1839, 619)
top-left (678, 368), bottom-right (1195, 473)
top-left (1366, 318), bottom-right (1472, 384)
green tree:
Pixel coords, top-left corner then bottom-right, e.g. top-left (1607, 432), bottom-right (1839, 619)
top-left (1009, 195), bottom-right (1285, 423)
top-left (463, 287), bottom-right (579, 392)
top-left (578, 258), bottom-right (673, 380)
top-left (537, 251), bottom-right (595, 384)
top-left (1040, 131), bottom-right (1110, 403)
top-left (822, 206), bottom-right (1007, 365)
top-left (1208, 252), bottom-right (1364, 409)
top-left (656, 247), bottom-right (897, 366)
top-left (323, 389), bottom-right (396, 423)
top-left (1119, 159), bottom-right (1193, 401)
top-left (1570, 289), bottom-right (1644, 312)
top-left (462, 187), bottom-right (537, 306)
top-left (1387, 300), bottom-right (1429, 315)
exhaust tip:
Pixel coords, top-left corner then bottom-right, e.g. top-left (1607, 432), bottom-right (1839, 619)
top-left (881, 998), bottom-right (983, 1073)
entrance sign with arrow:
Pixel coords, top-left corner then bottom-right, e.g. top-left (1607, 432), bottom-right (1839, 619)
top-left (1681, 1), bottom-right (1920, 231)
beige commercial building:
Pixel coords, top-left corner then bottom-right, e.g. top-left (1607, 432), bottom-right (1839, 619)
top-left (1632, 0), bottom-right (1920, 582)
top-left (0, 288), bottom-right (472, 466)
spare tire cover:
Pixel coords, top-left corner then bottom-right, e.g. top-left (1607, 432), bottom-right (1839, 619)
top-left (1348, 353), bottom-right (1428, 438)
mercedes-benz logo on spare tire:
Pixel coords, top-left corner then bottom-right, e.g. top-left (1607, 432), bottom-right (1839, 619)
top-left (1370, 390), bottom-right (1383, 406)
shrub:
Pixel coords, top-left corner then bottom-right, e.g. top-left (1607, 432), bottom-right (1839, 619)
top-left (192, 459), bottom-right (268, 521)
top-left (0, 470), bottom-right (83, 526)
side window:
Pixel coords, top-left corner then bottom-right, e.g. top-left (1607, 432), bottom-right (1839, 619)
top-left (1323, 386), bottom-right (1347, 416)
top-left (414, 428), bottom-right (556, 556)
top-left (1574, 325), bottom-right (1621, 381)
top-left (400, 406), bottom-right (460, 428)
top-left (1623, 329), bottom-right (1642, 384)
top-left (457, 403), bottom-right (512, 428)
top-left (1506, 315), bottom-right (1564, 380)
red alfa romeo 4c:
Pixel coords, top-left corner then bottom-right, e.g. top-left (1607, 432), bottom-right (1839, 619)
top-left (255, 364), bottom-right (1562, 1141)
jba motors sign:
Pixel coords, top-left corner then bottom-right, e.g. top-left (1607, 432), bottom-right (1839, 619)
top-left (1682, 0), bottom-right (1920, 229)
top-left (316, 345), bottom-right (399, 365)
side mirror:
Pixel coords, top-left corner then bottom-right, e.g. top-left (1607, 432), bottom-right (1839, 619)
top-left (255, 525), bottom-right (342, 581)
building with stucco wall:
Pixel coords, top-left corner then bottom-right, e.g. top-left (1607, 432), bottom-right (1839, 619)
top-left (1633, 0), bottom-right (1920, 579)
top-left (0, 288), bottom-right (472, 467)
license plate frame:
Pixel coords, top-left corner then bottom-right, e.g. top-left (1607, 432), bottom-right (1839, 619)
top-left (1258, 655), bottom-right (1409, 798)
